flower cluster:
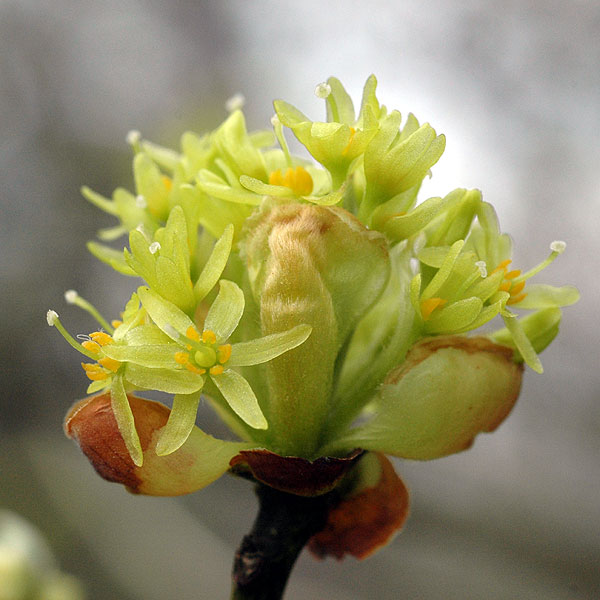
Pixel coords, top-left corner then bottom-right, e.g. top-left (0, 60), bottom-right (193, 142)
top-left (50, 76), bottom-right (578, 559)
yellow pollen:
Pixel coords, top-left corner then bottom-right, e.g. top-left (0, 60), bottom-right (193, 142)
top-left (162, 175), bottom-right (172, 191)
top-left (499, 281), bottom-right (512, 292)
top-left (111, 320), bottom-right (123, 329)
top-left (81, 340), bottom-right (101, 354)
top-left (510, 281), bottom-right (526, 295)
top-left (505, 269), bottom-right (521, 279)
top-left (174, 351), bottom-right (190, 365)
top-left (421, 297), bottom-right (447, 321)
top-left (342, 127), bottom-right (356, 156)
top-left (185, 363), bottom-right (205, 375)
top-left (98, 356), bottom-right (121, 373)
top-left (268, 166), bottom-right (313, 196)
top-left (202, 330), bottom-right (217, 345)
top-left (217, 344), bottom-right (232, 364)
top-left (209, 364), bottom-right (224, 376)
top-left (186, 326), bottom-right (200, 342)
top-left (491, 260), bottom-right (527, 304)
top-left (89, 331), bottom-right (113, 346)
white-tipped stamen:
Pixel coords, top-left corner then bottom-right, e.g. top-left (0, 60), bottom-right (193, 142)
top-left (63, 291), bottom-right (114, 334)
top-left (135, 195), bottom-right (147, 209)
top-left (550, 240), bottom-right (566, 254)
top-left (64, 289), bottom-right (79, 304)
top-left (47, 310), bottom-right (59, 326)
top-left (126, 130), bottom-right (141, 146)
top-left (47, 312), bottom-right (99, 359)
top-left (270, 115), bottom-right (281, 127)
top-left (314, 82), bottom-right (331, 99)
top-left (225, 93), bottom-right (245, 113)
top-left (475, 260), bottom-right (487, 278)
top-left (149, 241), bottom-right (161, 255)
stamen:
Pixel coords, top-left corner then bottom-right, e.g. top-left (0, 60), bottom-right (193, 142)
top-left (187, 326), bottom-right (201, 342)
top-left (135, 195), bottom-right (147, 208)
top-left (270, 115), bottom-right (281, 127)
top-left (161, 176), bottom-right (172, 191)
top-left (98, 356), bottom-right (121, 373)
top-left (46, 310), bottom-right (59, 326)
top-left (81, 363), bottom-right (109, 381)
top-left (48, 312), bottom-right (99, 359)
top-left (174, 351), bottom-right (190, 365)
top-left (81, 340), bottom-right (102, 354)
top-left (63, 291), bottom-right (114, 333)
top-left (111, 320), bottom-right (123, 329)
top-left (209, 365), bottom-right (224, 376)
top-left (268, 166), bottom-right (313, 196)
top-left (314, 82), bottom-right (331, 99)
top-left (421, 297), bottom-right (447, 320)
top-left (225, 93), bottom-right (245, 113)
top-left (550, 240), bottom-right (566, 254)
top-left (185, 363), bottom-right (206, 375)
top-left (341, 127), bottom-right (356, 156)
top-left (507, 292), bottom-right (527, 305)
top-left (217, 344), bottom-right (232, 364)
top-left (89, 331), bottom-right (113, 346)
top-left (490, 259), bottom-right (511, 275)
top-left (505, 269), bottom-right (521, 279)
top-left (149, 241), bottom-right (161, 255)
top-left (202, 330), bottom-right (217, 345)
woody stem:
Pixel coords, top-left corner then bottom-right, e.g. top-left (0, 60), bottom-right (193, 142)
top-left (230, 483), bottom-right (335, 600)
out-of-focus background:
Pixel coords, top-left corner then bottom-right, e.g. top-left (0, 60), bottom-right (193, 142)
top-left (1, 1), bottom-right (598, 598)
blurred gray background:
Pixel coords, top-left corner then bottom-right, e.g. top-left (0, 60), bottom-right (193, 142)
top-left (1, 1), bottom-right (598, 598)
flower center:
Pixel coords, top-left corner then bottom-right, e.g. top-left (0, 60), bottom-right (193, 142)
top-left (174, 326), bottom-right (232, 376)
top-left (268, 166), bottom-right (313, 196)
top-left (80, 331), bottom-right (121, 381)
top-left (491, 259), bottom-right (527, 305)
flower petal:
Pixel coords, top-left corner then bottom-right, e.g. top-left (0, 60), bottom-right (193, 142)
top-left (156, 392), bottom-right (202, 456)
top-left (64, 393), bottom-right (252, 496)
top-left (193, 224), bottom-right (234, 302)
top-left (211, 369), bottom-right (267, 430)
top-left (125, 363), bottom-right (204, 394)
top-left (513, 283), bottom-right (580, 309)
top-left (203, 280), bottom-right (245, 343)
top-left (228, 324), bottom-right (312, 367)
top-left (138, 286), bottom-right (195, 339)
top-left (110, 374), bottom-right (143, 466)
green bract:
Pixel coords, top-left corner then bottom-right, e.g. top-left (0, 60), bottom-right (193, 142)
top-left (51, 75), bottom-right (579, 496)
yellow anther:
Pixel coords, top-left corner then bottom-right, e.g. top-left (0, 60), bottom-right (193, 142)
top-left (81, 363), bottom-right (109, 381)
top-left (89, 331), bottom-right (113, 346)
top-left (162, 175), bottom-right (172, 191)
top-left (217, 344), bottom-right (232, 364)
top-left (420, 297), bottom-right (447, 321)
top-left (507, 292), bottom-right (527, 305)
top-left (202, 330), bottom-right (217, 345)
top-left (209, 364), bottom-right (224, 376)
top-left (185, 363), bottom-right (205, 375)
top-left (111, 320), bottom-right (123, 329)
top-left (342, 127), bottom-right (356, 156)
top-left (81, 340), bottom-right (102, 354)
top-left (499, 281), bottom-right (512, 292)
top-left (505, 269), bottom-right (521, 279)
top-left (490, 259), bottom-right (512, 275)
top-left (510, 281), bottom-right (526, 295)
top-left (174, 351), bottom-right (190, 365)
top-left (186, 326), bottom-right (200, 342)
top-left (98, 356), bottom-right (121, 373)
top-left (268, 166), bottom-right (313, 196)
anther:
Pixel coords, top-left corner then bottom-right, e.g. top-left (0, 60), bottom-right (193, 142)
top-left (46, 310), bottom-right (58, 326)
top-left (202, 330), bottom-right (217, 345)
top-left (135, 195), bottom-right (147, 209)
top-left (314, 82), bottom-right (331, 99)
top-left (550, 240), bottom-right (566, 254)
top-left (270, 115), bottom-right (281, 127)
top-left (149, 241), bottom-right (161, 255)
top-left (225, 93), bottom-right (245, 113)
